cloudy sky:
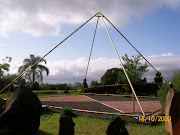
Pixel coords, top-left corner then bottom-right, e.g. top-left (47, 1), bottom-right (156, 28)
top-left (1, 0), bottom-right (180, 84)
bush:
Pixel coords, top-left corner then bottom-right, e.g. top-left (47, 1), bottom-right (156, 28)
top-left (90, 80), bottom-right (99, 87)
top-left (158, 82), bottom-right (170, 105)
top-left (84, 83), bottom-right (160, 96)
top-left (158, 70), bottom-right (180, 105)
top-left (60, 107), bottom-right (76, 117)
top-left (171, 70), bottom-right (180, 90)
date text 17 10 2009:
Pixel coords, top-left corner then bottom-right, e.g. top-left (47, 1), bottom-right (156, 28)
top-left (139, 116), bottom-right (171, 122)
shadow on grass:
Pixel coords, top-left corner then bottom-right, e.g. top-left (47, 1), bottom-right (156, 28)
top-left (34, 130), bottom-right (54, 135)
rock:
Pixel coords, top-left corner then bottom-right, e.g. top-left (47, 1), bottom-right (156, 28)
top-left (0, 80), bottom-right (4, 91)
top-left (32, 82), bottom-right (40, 90)
top-left (59, 116), bottom-right (75, 135)
top-left (106, 116), bottom-right (129, 135)
top-left (0, 88), bottom-right (42, 134)
top-left (163, 88), bottom-right (180, 135)
top-left (0, 98), bottom-right (6, 114)
top-left (170, 90), bottom-right (180, 135)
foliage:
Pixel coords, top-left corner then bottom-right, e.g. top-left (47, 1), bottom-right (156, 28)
top-left (18, 54), bottom-right (49, 83)
top-left (60, 107), bottom-right (76, 117)
top-left (84, 83), bottom-right (160, 96)
top-left (1, 74), bottom-right (28, 92)
top-left (171, 70), bottom-right (180, 90)
top-left (73, 82), bottom-right (82, 91)
top-left (90, 80), bottom-right (99, 87)
top-left (101, 54), bottom-right (149, 85)
top-left (158, 82), bottom-right (170, 105)
top-left (41, 83), bottom-right (67, 90)
top-left (101, 68), bottom-right (122, 85)
top-left (118, 54), bottom-right (149, 83)
top-left (158, 70), bottom-right (180, 105)
top-left (0, 57), bottom-right (12, 78)
top-left (39, 83), bottom-right (82, 91)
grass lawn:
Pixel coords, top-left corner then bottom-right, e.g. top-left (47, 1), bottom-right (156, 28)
top-left (0, 89), bottom-right (81, 99)
top-left (36, 113), bottom-right (169, 135)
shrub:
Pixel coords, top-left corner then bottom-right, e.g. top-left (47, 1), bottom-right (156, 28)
top-left (60, 107), bottom-right (76, 117)
top-left (90, 80), bottom-right (99, 87)
top-left (171, 70), bottom-right (180, 90)
top-left (158, 70), bottom-right (180, 105)
top-left (158, 82), bottom-right (170, 105)
top-left (84, 83), bottom-right (160, 96)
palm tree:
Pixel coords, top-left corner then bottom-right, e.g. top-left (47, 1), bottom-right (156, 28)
top-left (18, 54), bottom-right (49, 83)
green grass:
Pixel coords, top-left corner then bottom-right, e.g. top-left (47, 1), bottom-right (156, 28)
top-left (33, 89), bottom-right (81, 95)
top-left (0, 93), bottom-right (11, 99)
top-left (36, 113), bottom-right (169, 135)
top-left (0, 89), bottom-right (82, 99)
top-left (35, 90), bottom-right (81, 98)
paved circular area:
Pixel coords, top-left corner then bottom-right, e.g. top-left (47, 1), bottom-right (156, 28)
top-left (40, 95), bottom-right (162, 114)
top-left (101, 101), bottom-right (162, 113)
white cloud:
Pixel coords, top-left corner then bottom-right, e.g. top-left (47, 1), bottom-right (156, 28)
top-left (0, 43), bottom-right (4, 47)
top-left (0, 0), bottom-right (180, 37)
top-left (42, 57), bottom-right (120, 84)
top-left (161, 53), bottom-right (174, 56)
top-left (8, 53), bottom-right (180, 84)
top-left (143, 54), bottom-right (180, 82)
top-left (9, 61), bottom-right (22, 74)
top-left (149, 53), bottom-right (175, 57)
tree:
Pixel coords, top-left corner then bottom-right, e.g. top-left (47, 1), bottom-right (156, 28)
top-left (118, 54), bottom-right (149, 83)
top-left (1, 74), bottom-right (27, 91)
top-left (73, 82), bottom-right (82, 91)
top-left (101, 54), bottom-right (149, 85)
top-left (90, 80), bottom-right (99, 87)
top-left (0, 57), bottom-right (12, 78)
top-left (101, 68), bottom-right (122, 85)
top-left (158, 70), bottom-right (180, 105)
top-left (18, 54), bottom-right (49, 83)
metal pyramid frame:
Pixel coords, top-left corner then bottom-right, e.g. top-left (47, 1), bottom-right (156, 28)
top-left (1, 11), bottom-right (167, 116)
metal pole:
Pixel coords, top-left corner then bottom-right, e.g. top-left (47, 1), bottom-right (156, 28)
top-left (133, 94), bottom-right (135, 113)
top-left (9, 86), bottom-right (10, 96)
top-left (99, 12), bottom-right (145, 116)
top-left (84, 17), bottom-right (99, 80)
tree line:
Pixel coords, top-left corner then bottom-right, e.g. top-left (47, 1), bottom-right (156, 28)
top-left (0, 54), bottom-right (50, 91)
top-left (1, 53), bottom-right (149, 90)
